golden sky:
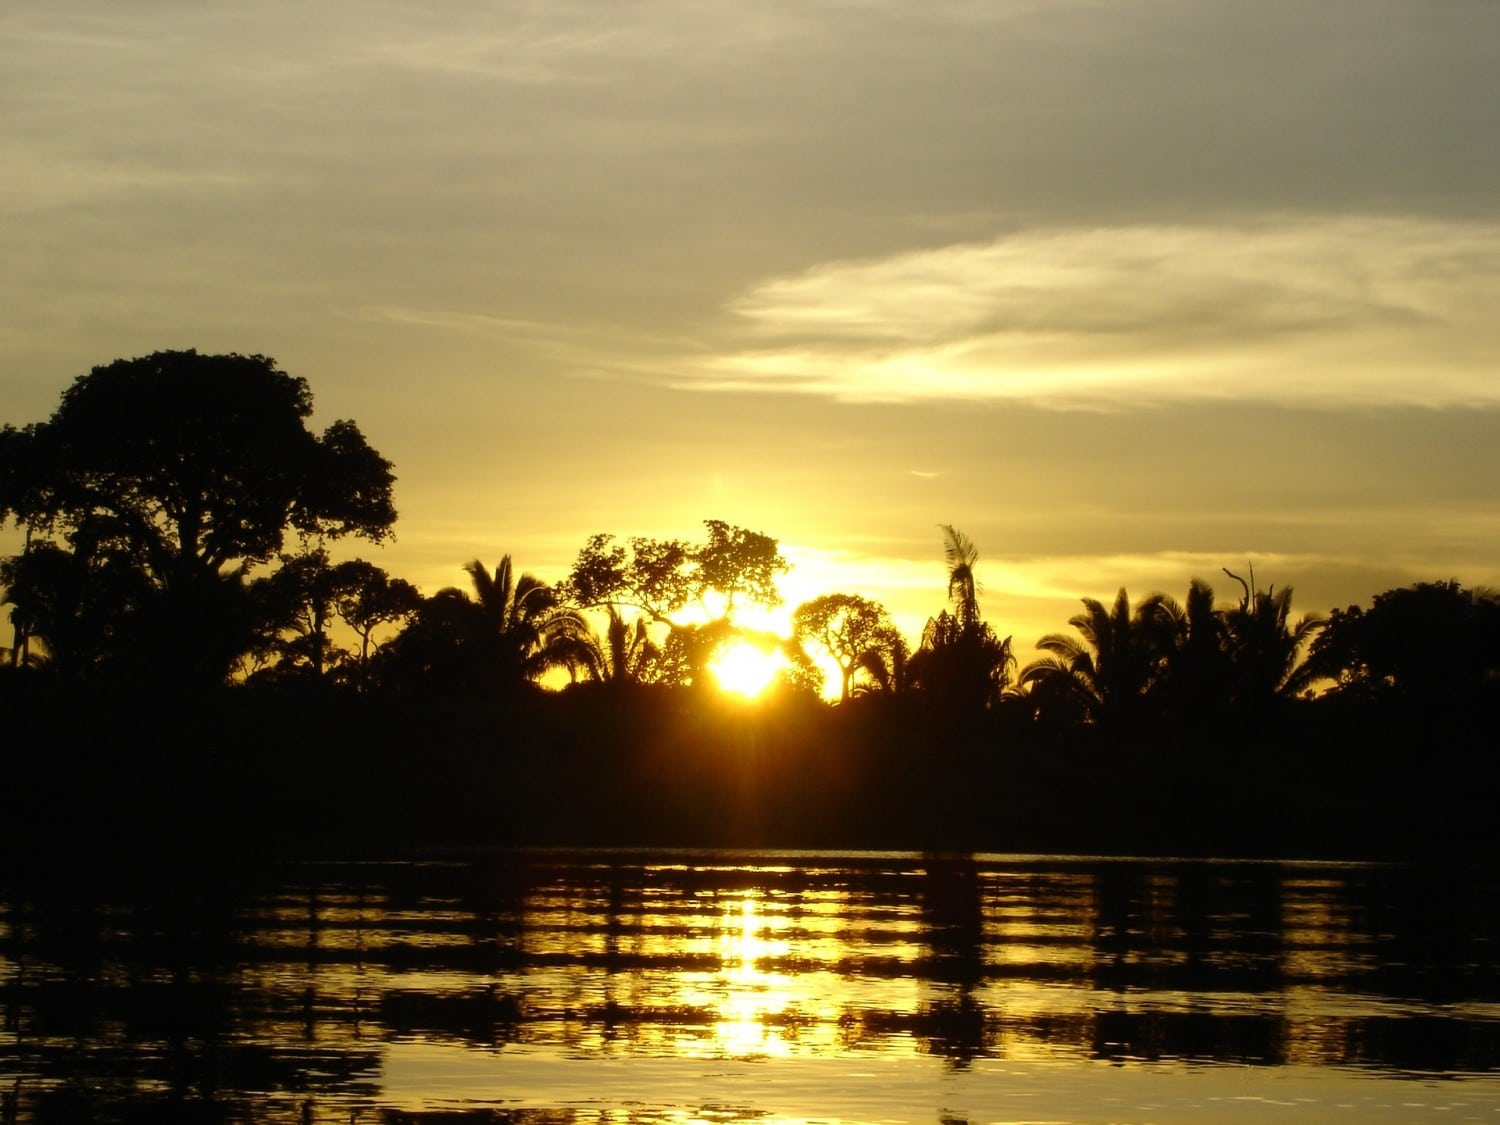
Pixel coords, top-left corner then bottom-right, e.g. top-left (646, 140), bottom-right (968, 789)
top-left (4, 1), bottom-right (1499, 655)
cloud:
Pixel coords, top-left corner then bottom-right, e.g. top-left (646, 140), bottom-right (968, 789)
top-left (342, 305), bottom-right (551, 336)
top-left (682, 217), bottom-right (1500, 408)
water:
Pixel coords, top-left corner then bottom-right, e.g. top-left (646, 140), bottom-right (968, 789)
top-left (3, 849), bottom-right (1499, 1123)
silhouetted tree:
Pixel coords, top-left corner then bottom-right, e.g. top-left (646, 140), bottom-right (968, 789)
top-left (791, 593), bottom-right (902, 702)
top-left (251, 550), bottom-right (423, 686)
top-left (909, 610), bottom-right (1015, 713)
top-left (457, 555), bottom-right (591, 687)
top-left (1219, 567), bottom-right (1322, 709)
top-left (0, 538), bottom-right (148, 677)
top-left (940, 524), bottom-right (982, 632)
top-left (0, 351), bottom-right (396, 683)
top-left (0, 425), bottom-right (53, 665)
top-left (907, 526), bottom-right (1014, 713)
top-left (1158, 577), bottom-right (1234, 724)
top-left (1021, 589), bottom-right (1175, 727)
top-left (331, 560), bottom-right (421, 688)
top-left (1308, 580), bottom-right (1500, 705)
top-left (565, 519), bottom-right (788, 686)
top-left (371, 587), bottom-right (483, 693)
top-left (654, 617), bottom-right (738, 689)
top-left (858, 631), bottom-right (912, 696)
top-left (575, 605), bottom-right (663, 686)
top-left (256, 547), bottom-right (345, 679)
top-left (775, 633), bottom-right (828, 699)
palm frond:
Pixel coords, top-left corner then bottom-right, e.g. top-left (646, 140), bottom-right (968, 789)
top-left (1034, 632), bottom-right (1086, 662)
top-left (939, 524), bottom-right (979, 573)
top-left (462, 560), bottom-right (494, 610)
top-left (938, 524), bottom-right (983, 625)
top-left (1018, 653), bottom-right (1074, 686)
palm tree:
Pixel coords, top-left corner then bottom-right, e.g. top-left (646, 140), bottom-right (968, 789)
top-left (1219, 567), bottom-right (1322, 708)
top-left (853, 628), bottom-right (911, 697)
top-left (909, 610), bottom-right (1014, 712)
top-left (908, 527), bottom-right (1014, 712)
top-left (900, 528), bottom-right (1020, 714)
top-left (1020, 588), bottom-right (1176, 727)
top-left (940, 524), bottom-right (981, 631)
top-left (1157, 577), bottom-right (1234, 722)
top-left (575, 605), bottom-right (662, 686)
top-left (458, 555), bottom-right (591, 685)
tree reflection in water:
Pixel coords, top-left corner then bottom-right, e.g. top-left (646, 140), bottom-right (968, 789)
top-left (3, 851), bottom-right (1500, 1123)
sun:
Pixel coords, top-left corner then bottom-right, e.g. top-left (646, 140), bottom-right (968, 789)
top-left (710, 640), bottom-right (786, 700)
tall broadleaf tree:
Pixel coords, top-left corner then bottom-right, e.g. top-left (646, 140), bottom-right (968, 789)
top-left (791, 593), bottom-right (903, 702)
top-left (1307, 580), bottom-right (1500, 705)
top-left (331, 560), bottom-right (422, 688)
top-left (0, 351), bottom-right (396, 683)
top-left (564, 520), bottom-right (788, 686)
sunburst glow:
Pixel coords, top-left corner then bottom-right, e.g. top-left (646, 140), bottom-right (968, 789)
top-left (709, 640), bottom-right (785, 699)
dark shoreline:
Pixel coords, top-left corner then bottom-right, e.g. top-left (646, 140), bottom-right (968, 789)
top-left (5, 679), bottom-right (1495, 865)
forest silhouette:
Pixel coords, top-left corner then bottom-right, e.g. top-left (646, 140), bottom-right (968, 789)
top-left (3, 352), bottom-right (1497, 860)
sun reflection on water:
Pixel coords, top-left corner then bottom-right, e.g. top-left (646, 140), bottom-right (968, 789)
top-left (714, 894), bottom-right (791, 1057)
top-left (643, 882), bottom-right (930, 1060)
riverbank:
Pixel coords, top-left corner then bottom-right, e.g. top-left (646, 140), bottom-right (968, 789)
top-left (4, 679), bottom-right (1494, 863)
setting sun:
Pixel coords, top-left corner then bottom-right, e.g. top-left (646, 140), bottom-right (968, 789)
top-left (709, 640), bottom-right (786, 699)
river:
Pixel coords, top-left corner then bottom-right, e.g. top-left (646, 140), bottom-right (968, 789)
top-left (3, 849), bottom-right (1498, 1122)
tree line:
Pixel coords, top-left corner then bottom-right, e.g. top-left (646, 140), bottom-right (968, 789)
top-left (3, 351), bottom-right (1498, 734)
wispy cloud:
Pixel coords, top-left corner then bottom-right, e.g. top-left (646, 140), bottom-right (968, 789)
top-left (683, 217), bottom-right (1500, 408)
top-left (342, 305), bottom-right (552, 336)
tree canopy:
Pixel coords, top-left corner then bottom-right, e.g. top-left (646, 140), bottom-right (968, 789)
top-left (0, 350), bottom-right (396, 682)
top-left (1309, 580), bottom-right (1500, 704)
top-left (792, 593), bottom-right (902, 703)
top-left (564, 520), bottom-right (788, 686)
top-left (906, 526), bottom-right (1014, 714)
top-left (3, 352), bottom-right (1494, 737)
top-left (2, 351), bottom-right (394, 579)
top-left (566, 520), bottom-right (786, 624)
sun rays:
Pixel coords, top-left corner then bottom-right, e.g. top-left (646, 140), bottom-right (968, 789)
top-left (709, 639), bottom-right (787, 700)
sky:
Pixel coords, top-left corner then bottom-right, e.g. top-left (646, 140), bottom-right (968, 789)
top-left (4, 0), bottom-right (1500, 661)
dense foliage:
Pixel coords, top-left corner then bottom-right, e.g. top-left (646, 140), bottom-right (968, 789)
top-left (1, 351), bottom-right (396, 684)
top-left (3, 352), bottom-right (1498, 857)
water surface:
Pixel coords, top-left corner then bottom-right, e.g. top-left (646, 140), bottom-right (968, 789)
top-left (3, 850), bottom-right (1498, 1122)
